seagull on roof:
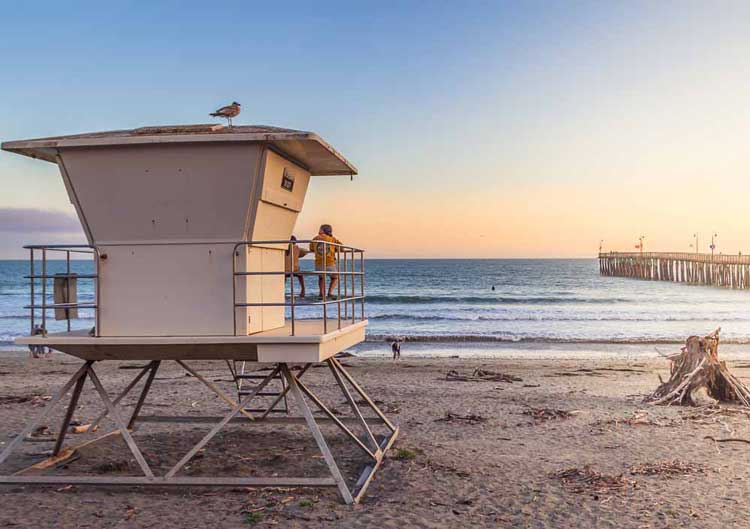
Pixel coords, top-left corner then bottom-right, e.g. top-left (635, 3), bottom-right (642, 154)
top-left (210, 101), bottom-right (241, 127)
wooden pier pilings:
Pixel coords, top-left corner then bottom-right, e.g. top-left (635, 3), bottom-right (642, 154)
top-left (599, 252), bottom-right (750, 289)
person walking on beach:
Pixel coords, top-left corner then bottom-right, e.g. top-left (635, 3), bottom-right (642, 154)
top-left (310, 224), bottom-right (341, 298)
top-left (391, 340), bottom-right (401, 361)
top-left (285, 235), bottom-right (309, 298)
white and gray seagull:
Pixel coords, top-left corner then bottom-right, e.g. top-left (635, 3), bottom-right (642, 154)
top-left (210, 101), bottom-right (241, 127)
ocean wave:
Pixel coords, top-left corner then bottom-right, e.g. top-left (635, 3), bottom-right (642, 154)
top-left (367, 313), bottom-right (747, 322)
top-left (365, 295), bottom-right (631, 305)
top-left (365, 334), bottom-right (750, 344)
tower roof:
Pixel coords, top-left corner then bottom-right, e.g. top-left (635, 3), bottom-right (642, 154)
top-left (1, 124), bottom-right (357, 176)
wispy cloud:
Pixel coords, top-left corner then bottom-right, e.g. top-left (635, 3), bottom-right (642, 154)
top-left (0, 208), bottom-right (81, 233)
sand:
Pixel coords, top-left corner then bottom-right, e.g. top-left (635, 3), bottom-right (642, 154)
top-left (2, 353), bottom-right (750, 528)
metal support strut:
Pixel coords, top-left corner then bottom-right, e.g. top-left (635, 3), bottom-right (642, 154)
top-left (0, 359), bottom-right (398, 505)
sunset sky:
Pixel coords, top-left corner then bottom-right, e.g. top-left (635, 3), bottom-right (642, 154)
top-left (1, 1), bottom-right (750, 258)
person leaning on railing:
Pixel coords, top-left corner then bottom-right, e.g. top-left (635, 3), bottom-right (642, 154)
top-left (285, 235), bottom-right (310, 298)
top-left (310, 224), bottom-right (341, 299)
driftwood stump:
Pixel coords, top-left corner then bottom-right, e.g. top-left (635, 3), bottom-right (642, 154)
top-left (646, 328), bottom-right (750, 406)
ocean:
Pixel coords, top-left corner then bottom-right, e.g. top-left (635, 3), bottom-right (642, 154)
top-left (3, 258), bottom-right (750, 355)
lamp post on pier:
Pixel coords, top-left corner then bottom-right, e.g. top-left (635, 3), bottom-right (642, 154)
top-left (710, 232), bottom-right (718, 259)
top-left (692, 233), bottom-right (698, 254)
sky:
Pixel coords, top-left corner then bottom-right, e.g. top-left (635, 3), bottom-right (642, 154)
top-left (1, 0), bottom-right (750, 258)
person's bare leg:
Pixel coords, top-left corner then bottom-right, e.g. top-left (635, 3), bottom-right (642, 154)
top-left (296, 273), bottom-right (306, 298)
top-left (328, 276), bottom-right (339, 297)
top-left (318, 276), bottom-right (325, 297)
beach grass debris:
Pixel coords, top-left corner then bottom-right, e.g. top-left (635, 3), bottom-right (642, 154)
top-left (522, 407), bottom-right (575, 422)
top-left (435, 412), bottom-right (488, 424)
top-left (591, 410), bottom-right (675, 429)
top-left (595, 367), bottom-right (647, 373)
top-left (71, 423), bottom-right (91, 434)
top-left (342, 398), bottom-right (400, 414)
top-left (243, 512), bottom-right (263, 525)
top-left (0, 395), bottom-right (33, 405)
top-left (93, 460), bottom-right (130, 474)
top-left (552, 465), bottom-right (636, 493)
top-left (31, 395), bottom-right (53, 407)
top-left (646, 328), bottom-right (750, 407)
top-left (445, 368), bottom-right (522, 383)
top-left (0, 394), bottom-right (52, 406)
top-left (704, 435), bottom-right (750, 445)
top-left (355, 397), bottom-right (400, 414)
top-left (424, 459), bottom-right (471, 478)
top-left (392, 447), bottom-right (424, 460)
top-left (593, 406), bottom-right (750, 433)
top-left (31, 425), bottom-right (52, 438)
top-left (629, 460), bottom-right (705, 476)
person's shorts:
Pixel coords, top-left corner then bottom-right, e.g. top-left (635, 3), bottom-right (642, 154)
top-left (315, 265), bottom-right (338, 275)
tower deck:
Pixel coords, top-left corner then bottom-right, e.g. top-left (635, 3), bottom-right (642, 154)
top-left (17, 319), bottom-right (367, 362)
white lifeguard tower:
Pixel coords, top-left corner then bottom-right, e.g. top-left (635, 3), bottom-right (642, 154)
top-left (0, 124), bottom-right (397, 504)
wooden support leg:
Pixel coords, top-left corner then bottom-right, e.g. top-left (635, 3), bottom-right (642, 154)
top-left (89, 361), bottom-right (156, 431)
top-left (0, 362), bottom-right (91, 466)
top-left (280, 363), bottom-right (354, 504)
top-left (280, 369), bottom-right (290, 415)
top-left (330, 358), bottom-right (397, 433)
top-left (350, 425), bottom-right (399, 504)
top-left (164, 366), bottom-right (280, 479)
top-left (327, 359), bottom-right (380, 454)
top-left (86, 366), bottom-right (154, 478)
top-left (260, 363), bottom-right (312, 419)
top-left (53, 368), bottom-right (88, 456)
top-left (293, 375), bottom-right (377, 460)
top-left (177, 360), bottom-right (256, 422)
top-left (128, 361), bottom-right (160, 429)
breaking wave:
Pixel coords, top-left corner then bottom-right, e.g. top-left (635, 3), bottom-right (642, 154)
top-left (365, 295), bottom-right (630, 305)
top-left (365, 334), bottom-right (750, 344)
top-left (367, 313), bottom-right (746, 322)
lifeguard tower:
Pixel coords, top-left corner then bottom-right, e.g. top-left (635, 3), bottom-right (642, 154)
top-left (0, 124), bottom-right (397, 504)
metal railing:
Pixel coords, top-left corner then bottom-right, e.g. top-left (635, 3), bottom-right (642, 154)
top-left (232, 239), bottom-right (365, 336)
top-left (23, 244), bottom-right (100, 337)
top-left (21, 239), bottom-right (363, 339)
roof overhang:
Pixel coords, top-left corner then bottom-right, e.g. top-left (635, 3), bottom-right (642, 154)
top-left (1, 124), bottom-right (358, 176)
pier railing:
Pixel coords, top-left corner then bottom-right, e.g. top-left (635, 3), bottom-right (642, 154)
top-left (599, 251), bottom-right (750, 289)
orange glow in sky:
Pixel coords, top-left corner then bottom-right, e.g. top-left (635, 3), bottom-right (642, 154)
top-left (2, 3), bottom-right (750, 258)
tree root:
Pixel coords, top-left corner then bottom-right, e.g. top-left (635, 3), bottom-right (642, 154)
top-left (645, 328), bottom-right (750, 407)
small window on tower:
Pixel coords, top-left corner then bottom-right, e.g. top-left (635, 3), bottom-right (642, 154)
top-left (281, 168), bottom-right (295, 191)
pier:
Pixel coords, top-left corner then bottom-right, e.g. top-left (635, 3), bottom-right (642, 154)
top-left (599, 252), bottom-right (750, 289)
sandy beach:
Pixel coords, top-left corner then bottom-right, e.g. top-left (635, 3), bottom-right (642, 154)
top-left (1, 352), bottom-right (750, 528)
